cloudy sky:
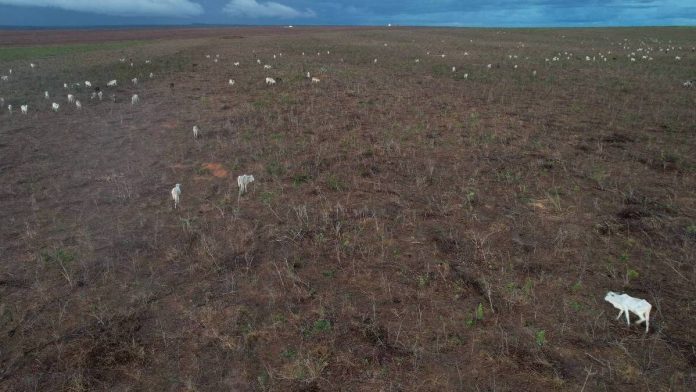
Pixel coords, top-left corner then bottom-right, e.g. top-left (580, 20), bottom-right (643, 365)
top-left (0, 0), bottom-right (694, 27)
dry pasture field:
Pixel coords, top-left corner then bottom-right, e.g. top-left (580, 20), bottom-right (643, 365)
top-left (0, 27), bottom-right (695, 391)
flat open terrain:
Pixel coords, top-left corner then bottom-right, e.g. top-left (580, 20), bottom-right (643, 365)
top-left (0, 26), bottom-right (695, 391)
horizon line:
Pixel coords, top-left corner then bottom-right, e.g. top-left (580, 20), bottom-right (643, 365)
top-left (1, 23), bottom-right (695, 30)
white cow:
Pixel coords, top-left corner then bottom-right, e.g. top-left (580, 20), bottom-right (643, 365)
top-left (7, 104), bottom-right (12, 114)
top-left (265, 77), bottom-right (276, 85)
top-left (132, 78), bottom-right (138, 85)
top-left (67, 94), bottom-right (75, 103)
top-left (21, 105), bottom-right (28, 115)
top-left (131, 94), bottom-right (139, 105)
top-left (311, 77), bottom-right (320, 83)
top-left (52, 103), bottom-right (60, 112)
top-left (75, 100), bottom-right (82, 110)
top-left (85, 81), bottom-right (92, 87)
top-left (171, 184), bottom-right (181, 209)
top-left (107, 80), bottom-right (117, 87)
top-left (237, 174), bottom-right (255, 195)
top-left (193, 125), bottom-right (200, 139)
top-left (605, 292), bottom-right (652, 333)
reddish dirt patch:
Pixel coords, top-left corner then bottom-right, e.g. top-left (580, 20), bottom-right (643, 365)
top-left (202, 163), bottom-right (228, 178)
top-left (160, 120), bottom-right (179, 130)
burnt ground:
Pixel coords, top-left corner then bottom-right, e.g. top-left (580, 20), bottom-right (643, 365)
top-left (0, 27), bottom-right (695, 391)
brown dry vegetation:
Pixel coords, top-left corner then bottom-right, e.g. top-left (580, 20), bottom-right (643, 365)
top-left (1, 27), bottom-right (695, 391)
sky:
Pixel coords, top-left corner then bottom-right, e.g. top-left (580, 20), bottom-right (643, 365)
top-left (0, 0), bottom-right (694, 27)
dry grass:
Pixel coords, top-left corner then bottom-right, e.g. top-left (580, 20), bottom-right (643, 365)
top-left (1, 27), bottom-right (695, 391)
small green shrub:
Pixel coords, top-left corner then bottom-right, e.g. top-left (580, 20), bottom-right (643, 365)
top-left (312, 319), bottom-right (331, 334)
top-left (281, 348), bottom-right (297, 359)
top-left (475, 303), bottom-right (484, 321)
top-left (535, 330), bottom-right (546, 347)
top-left (40, 248), bottom-right (75, 265)
top-left (292, 173), bottom-right (312, 186)
top-left (687, 224), bottom-right (696, 238)
top-left (266, 160), bottom-right (285, 177)
top-left (325, 174), bottom-right (344, 191)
